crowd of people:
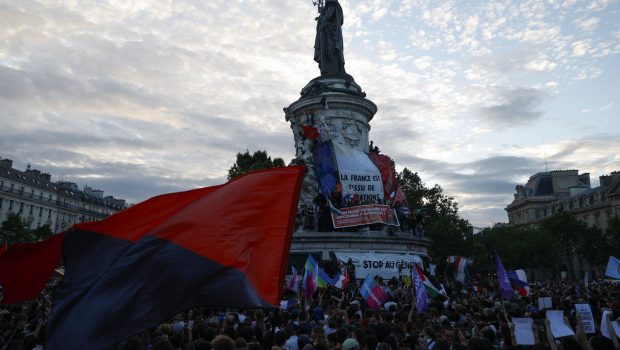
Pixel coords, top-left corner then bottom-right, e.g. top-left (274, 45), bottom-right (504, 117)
top-left (1, 272), bottom-right (619, 350)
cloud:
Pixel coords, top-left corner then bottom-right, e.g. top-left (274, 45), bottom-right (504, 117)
top-left (572, 40), bottom-right (591, 57)
top-left (575, 17), bottom-right (600, 31)
top-left (1, 0), bottom-right (619, 228)
top-left (478, 88), bottom-right (548, 127)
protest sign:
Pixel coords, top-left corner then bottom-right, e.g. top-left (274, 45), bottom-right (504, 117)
top-left (546, 310), bottom-right (575, 338)
top-left (332, 142), bottom-right (384, 203)
top-left (331, 204), bottom-right (399, 228)
top-left (512, 318), bottom-right (536, 345)
top-left (334, 252), bottom-right (423, 279)
top-left (538, 297), bottom-right (552, 310)
top-left (601, 310), bottom-right (620, 339)
top-left (575, 304), bottom-right (595, 334)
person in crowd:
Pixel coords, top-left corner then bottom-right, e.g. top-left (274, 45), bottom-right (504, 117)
top-left (1, 273), bottom-right (620, 350)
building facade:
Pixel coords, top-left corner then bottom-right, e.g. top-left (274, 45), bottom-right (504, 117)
top-left (506, 169), bottom-right (620, 231)
top-left (0, 158), bottom-right (127, 234)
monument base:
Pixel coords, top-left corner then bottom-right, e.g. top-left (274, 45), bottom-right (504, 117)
top-left (289, 230), bottom-right (432, 280)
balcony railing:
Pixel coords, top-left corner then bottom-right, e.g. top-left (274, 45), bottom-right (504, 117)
top-left (0, 185), bottom-right (110, 217)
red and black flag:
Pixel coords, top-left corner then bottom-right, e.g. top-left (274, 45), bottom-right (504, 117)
top-left (0, 232), bottom-right (65, 304)
top-left (46, 166), bottom-right (304, 349)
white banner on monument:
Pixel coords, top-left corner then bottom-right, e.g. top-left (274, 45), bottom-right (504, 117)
top-left (332, 142), bottom-right (384, 203)
top-left (334, 252), bottom-right (423, 280)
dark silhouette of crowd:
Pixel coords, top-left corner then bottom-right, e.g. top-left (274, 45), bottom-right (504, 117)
top-left (1, 275), bottom-right (619, 350)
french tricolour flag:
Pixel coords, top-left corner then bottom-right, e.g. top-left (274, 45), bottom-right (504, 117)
top-left (332, 268), bottom-right (350, 289)
top-left (507, 269), bottom-right (530, 296)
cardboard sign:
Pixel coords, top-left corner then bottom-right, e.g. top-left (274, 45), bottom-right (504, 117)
top-left (538, 297), bottom-right (552, 310)
top-left (602, 310), bottom-right (620, 339)
top-left (575, 304), bottom-right (595, 334)
top-left (513, 318), bottom-right (536, 345)
top-left (546, 310), bottom-right (575, 338)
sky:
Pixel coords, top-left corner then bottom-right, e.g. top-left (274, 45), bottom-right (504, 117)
top-left (1, 0), bottom-right (619, 227)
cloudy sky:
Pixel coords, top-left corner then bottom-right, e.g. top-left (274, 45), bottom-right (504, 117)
top-left (1, 0), bottom-right (619, 227)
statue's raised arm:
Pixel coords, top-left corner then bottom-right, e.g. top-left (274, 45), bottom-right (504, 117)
top-left (313, 0), bottom-right (347, 77)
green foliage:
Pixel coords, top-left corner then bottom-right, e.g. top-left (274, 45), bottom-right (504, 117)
top-left (397, 168), bottom-right (459, 216)
top-left (227, 150), bottom-right (285, 180)
top-left (602, 216), bottom-right (620, 262)
top-left (396, 167), bottom-right (471, 265)
top-left (470, 225), bottom-right (558, 272)
top-left (0, 213), bottom-right (31, 244)
top-left (31, 224), bottom-right (54, 242)
top-left (541, 212), bottom-right (607, 264)
top-left (467, 212), bottom-right (614, 273)
top-left (0, 214), bottom-right (55, 244)
top-left (427, 215), bottom-right (473, 265)
top-left (396, 168), bottom-right (425, 209)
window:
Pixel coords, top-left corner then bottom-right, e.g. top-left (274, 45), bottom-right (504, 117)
top-left (9, 200), bottom-right (13, 210)
top-left (39, 207), bottom-right (43, 217)
top-left (19, 202), bottom-right (24, 213)
top-left (47, 210), bottom-right (51, 219)
top-left (29, 205), bottom-right (34, 215)
top-left (0, 198), bottom-right (2, 209)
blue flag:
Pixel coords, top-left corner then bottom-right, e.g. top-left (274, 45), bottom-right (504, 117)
top-left (413, 265), bottom-right (428, 314)
top-left (495, 253), bottom-right (513, 299)
top-left (605, 256), bottom-right (620, 280)
top-left (313, 141), bottom-right (338, 197)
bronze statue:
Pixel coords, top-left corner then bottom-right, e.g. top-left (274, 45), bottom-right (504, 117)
top-left (314, 0), bottom-right (347, 77)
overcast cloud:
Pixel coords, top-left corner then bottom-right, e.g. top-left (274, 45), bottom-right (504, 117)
top-left (1, 0), bottom-right (619, 227)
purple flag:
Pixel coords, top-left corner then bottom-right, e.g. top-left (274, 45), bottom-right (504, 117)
top-left (495, 253), bottom-right (513, 299)
top-left (413, 267), bottom-right (428, 314)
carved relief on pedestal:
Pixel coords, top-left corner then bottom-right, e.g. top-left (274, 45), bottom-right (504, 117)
top-left (340, 120), bottom-right (362, 148)
top-left (289, 117), bottom-right (319, 205)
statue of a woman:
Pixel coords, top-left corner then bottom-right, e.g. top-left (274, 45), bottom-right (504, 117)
top-left (314, 0), bottom-right (347, 77)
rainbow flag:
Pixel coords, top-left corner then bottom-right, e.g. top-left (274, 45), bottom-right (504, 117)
top-left (302, 255), bottom-right (318, 298)
top-left (317, 266), bottom-right (332, 288)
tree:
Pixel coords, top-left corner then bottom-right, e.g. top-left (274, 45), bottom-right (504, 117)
top-left (396, 168), bottom-right (459, 216)
top-left (470, 225), bottom-right (558, 272)
top-left (602, 216), bottom-right (620, 262)
top-left (396, 167), bottom-right (472, 265)
top-left (0, 213), bottom-right (29, 244)
top-left (396, 168), bottom-right (425, 209)
top-left (31, 224), bottom-right (54, 242)
top-left (427, 215), bottom-right (473, 266)
top-left (227, 150), bottom-right (285, 180)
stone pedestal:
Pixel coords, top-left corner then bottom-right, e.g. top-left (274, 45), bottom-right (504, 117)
top-left (284, 76), bottom-right (377, 205)
top-left (283, 77), bottom-right (432, 269)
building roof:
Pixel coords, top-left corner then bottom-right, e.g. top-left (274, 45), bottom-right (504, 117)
top-left (0, 161), bottom-right (126, 211)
